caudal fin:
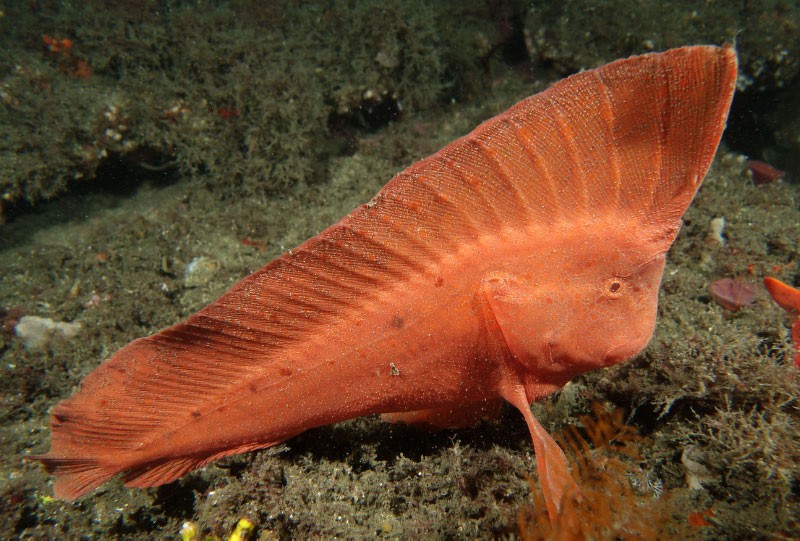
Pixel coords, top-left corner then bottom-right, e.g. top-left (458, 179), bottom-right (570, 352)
top-left (33, 443), bottom-right (269, 500)
top-left (31, 455), bottom-right (118, 500)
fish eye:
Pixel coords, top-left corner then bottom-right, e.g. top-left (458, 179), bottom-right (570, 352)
top-left (604, 276), bottom-right (625, 299)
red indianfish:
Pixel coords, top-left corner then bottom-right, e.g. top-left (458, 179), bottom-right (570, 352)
top-left (33, 45), bottom-right (737, 520)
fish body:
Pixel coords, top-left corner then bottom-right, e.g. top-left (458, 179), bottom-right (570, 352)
top-left (35, 45), bottom-right (737, 517)
top-left (89, 222), bottom-right (660, 464)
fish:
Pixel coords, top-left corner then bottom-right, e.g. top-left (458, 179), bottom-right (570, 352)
top-left (33, 45), bottom-right (737, 520)
top-left (764, 277), bottom-right (800, 367)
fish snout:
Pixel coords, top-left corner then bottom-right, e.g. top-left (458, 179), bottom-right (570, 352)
top-left (600, 342), bottom-right (639, 367)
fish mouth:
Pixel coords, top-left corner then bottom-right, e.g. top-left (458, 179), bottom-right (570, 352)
top-left (600, 343), bottom-right (631, 367)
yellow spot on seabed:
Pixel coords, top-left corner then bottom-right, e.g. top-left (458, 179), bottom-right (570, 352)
top-left (228, 518), bottom-right (255, 541)
top-left (36, 493), bottom-right (56, 505)
top-left (179, 521), bottom-right (197, 541)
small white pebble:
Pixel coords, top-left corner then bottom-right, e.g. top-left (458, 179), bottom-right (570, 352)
top-left (15, 316), bottom-right (81, 350)
top-left (709, 216), bottom-right (726, 245)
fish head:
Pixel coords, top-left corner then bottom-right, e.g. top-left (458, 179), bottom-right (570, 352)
top-left (548, 223), bottom-right (676, 378)
top-left (490, 220), bottom-right (677, 387)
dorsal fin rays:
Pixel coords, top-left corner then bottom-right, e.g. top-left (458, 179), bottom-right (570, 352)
top-left (395, 170), bottom-right (485, 241)
top-left (444, 138), bottom-right (531, 227)
top-left (648, 46), bottom-right (737, 227)
top-left (507, 116), bottom-right (568, 224)
top-left (588, 72), bottom-right (624, 212)
top-left (545, 96), bottom-right (590, 214)
top-left (279, 253), bottom-right (366, 306)
top-left (600, 58), bottom-right (668, 219)
top-left (592, 54), bottom-right (669, 219)
top-left (469, 126), bottom-right (535, 223)
top-left (539, 45), bottom-right (737, 238)
top-left (437, 155), bottom-right (504, 228)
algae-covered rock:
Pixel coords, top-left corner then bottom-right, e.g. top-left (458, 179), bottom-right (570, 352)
top-left (0, 1), bottom-right (505, 221)
top-left (523, 0), bottom-right (799, 89)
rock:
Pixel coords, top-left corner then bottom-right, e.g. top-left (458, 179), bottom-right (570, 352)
top-left (15, 315), bottom-right (82, 350)
top-left (183, 256), bottom-right (221, 288)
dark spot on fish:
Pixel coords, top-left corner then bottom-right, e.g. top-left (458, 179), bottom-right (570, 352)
top-left (249, 382), bottom-right (258, 393)
top-left (279, 366), bottom-right (292, 376)
top-left (435, 276), bottom-right (444, 287)
top-left (191, 411), bottom-right (202, 419)
top-left (391, 315), bottom-right (405, 329)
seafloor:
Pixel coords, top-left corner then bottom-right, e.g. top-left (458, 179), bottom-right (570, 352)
top-left (1, 1), bottom-right (799, 540)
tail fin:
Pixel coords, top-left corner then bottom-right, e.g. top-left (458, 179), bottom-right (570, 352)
top-left (33, 442), bottom-right (269, 499)
top-left (32, 453), bottom-right (207, 500)
top-left (30, 456), bottom-right (118, 500)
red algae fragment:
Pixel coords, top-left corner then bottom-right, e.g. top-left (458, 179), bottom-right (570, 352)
top-left (710, 277), bottom-right (756, 311)
top-left (688, 508), bottom-right (715, 527)
top-left (746, 160), bottom-right (784, 186)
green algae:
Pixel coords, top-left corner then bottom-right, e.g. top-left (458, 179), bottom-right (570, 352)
top-left (0, 0), bottom-right (502, 220)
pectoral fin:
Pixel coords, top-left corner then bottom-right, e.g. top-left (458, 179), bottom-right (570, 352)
top-left (479, 272), bottom-right (579, 522)
top-left (478, 272), bottom-right (532, 362)
top-left (502, 384), bottom-right (579, 521)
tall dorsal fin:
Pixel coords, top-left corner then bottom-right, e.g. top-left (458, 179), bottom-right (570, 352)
top-left (36, 46), bottom-right (737, 499)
